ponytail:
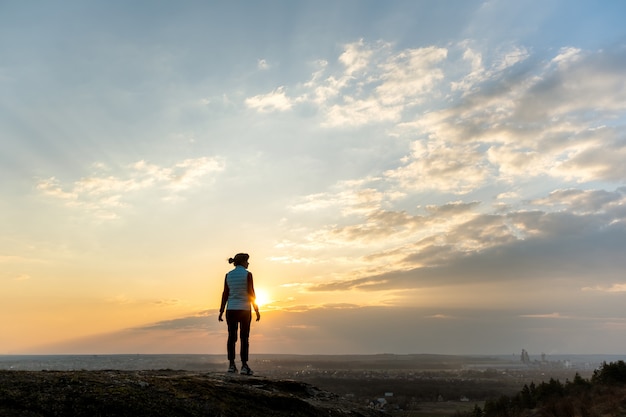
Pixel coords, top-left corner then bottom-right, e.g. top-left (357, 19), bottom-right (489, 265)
top-left (229, 253), bottom-right (249, 266)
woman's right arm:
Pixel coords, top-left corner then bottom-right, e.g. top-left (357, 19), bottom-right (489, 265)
top-left (218, 275), bottom-right (229, 321)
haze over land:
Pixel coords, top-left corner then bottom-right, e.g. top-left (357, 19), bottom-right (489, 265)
top-left (1, 1), bottom-right (626, 355)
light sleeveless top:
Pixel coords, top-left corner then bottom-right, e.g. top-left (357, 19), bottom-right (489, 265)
top-left (225, 265), bottom-right (251, 310)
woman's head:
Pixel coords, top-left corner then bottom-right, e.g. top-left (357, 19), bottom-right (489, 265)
top-left (228, 253), bottom-right (249, 266)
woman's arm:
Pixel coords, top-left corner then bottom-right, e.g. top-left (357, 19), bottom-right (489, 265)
top-left (247, 272), bottom-right (261, 321)
top-left (218, 275), bottom-right (229, 321)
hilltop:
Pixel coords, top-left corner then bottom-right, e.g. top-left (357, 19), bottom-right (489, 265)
top-left (0, 369), bottom-right (380, 417)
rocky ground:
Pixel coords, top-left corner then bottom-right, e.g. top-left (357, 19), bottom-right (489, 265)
top-left (0, 370), bottom-right (381, 417)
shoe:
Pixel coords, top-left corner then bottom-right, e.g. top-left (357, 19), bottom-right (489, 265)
top-left (227, 364), bottom-right (238, 373)
top-left (240, 365), bottom-right (253, 375)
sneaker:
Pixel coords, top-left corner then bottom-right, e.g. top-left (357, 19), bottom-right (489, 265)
top-left (240, 365), bottom-right (253, 376)
top-left (227, 364), bottom-right (238, 373)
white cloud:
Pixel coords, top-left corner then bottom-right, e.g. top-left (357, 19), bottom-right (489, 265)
top-left (165, 157), bottom-right (225, 191)
top-left (245, 42), bottom-right (448, 127)
top-left (551, 47), bottom-right (582, 69)
top-left (37, 157), bottom-right (225, 219)
top-left (497, 191), bottom-right (519, 200)
top-left (257, 58), bottom-right (269, 70)
top-left (375, 46), bottom-right (447, 106)
top-left (288, 178), bottom-right (388, 215)
top-left (451, 43), bottom-right (529, 94)
top-left (323, 97), bottom-right (402, 127)
top-left (244, 86), bottom-right (293, 112)
top-left (385, 140), bottom-right (491, 193)
top-left (338, 39), bottom-right (373, 75)
top-left (386, 45), bottom-right (626, 192)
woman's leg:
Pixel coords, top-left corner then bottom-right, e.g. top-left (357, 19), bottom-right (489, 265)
top-left (239, 310), bottom-right (252, 363)
top-left (225, 310), bottom-right (239, 363)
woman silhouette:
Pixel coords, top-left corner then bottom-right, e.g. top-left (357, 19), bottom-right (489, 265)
top-left (218, 253), bottom-right (260, 375)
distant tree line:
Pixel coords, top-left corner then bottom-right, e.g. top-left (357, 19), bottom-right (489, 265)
top-left (457, 360), bottom-right (626, 417)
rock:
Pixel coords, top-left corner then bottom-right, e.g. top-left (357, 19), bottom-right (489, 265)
top-left (0, 370), bottom-right (380, 417)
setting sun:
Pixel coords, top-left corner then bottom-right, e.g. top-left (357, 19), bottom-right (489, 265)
top-left (254, 288), bottom-right (270, 307)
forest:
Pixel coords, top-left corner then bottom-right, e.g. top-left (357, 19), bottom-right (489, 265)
top-left (460, 361), bottom-right (626, 417)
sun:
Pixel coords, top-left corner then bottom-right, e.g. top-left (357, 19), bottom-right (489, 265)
top-left (254, 288), bottom-right (270, 307)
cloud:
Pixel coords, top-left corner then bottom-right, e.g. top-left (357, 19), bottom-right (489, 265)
top-left (138, 312), bottom-right (212, 332)
top-left (153, 299), bottom-right (183, 307)
top-left (519, 312), bottom-right (569, 319)
top-left (384, 140), bottom-right (492, 193)
top-left (105, 294), bottom-right (134, 305)
top-left (522, 48), bottom-right (626, 118)
top-left (338, 39), bottom-right (373, 75)
top-left (245, 41), bottom-right (448, 127)
top-left (291, 190), bottom-right (626, 293)
top-left (532, 188), bottom-right (626, 214)
top-left (24, 311), bottom-right (221, 354)
top-left (37, 156), bottom-right (224, 218)
top-left (13, 274), bottom-right (31, 281)
top-left (247, 43), bottom-right (623, 221)
top-left (582, 283), bottom-right (626, 293)
top-left (377, 46), bottom-right (448, 105)
top-left (426, 314), bottom-right (455, 319)
top-left (26, 299), bottom-right (626, 355)
top-left (326, 209), bottom-right (426, 242)
top-left (38, 305), bottom-right (625, 355)
top-left (324, 97), bottom-right (403, 127)
top-left (391, 47), bottom-right (626, 189)
top-left (288, 178), bottom-right (396, 216)
top-left (282, 184), bottom-right (626, 289)
top-left (245, 86), bottom-right (294, 112)
top-left (296, 201), bottom-right (481, 251)
top-left (267, 41), bottom-right (626, 288)
top-left (257, 58), bottom-right (269, 70)
top-left (551, 47), bottom-right (582, 69)
top-left (0, 255), bottom-right (28, 263)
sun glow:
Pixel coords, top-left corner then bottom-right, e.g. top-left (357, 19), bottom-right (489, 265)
top-left (254, 288), bottom-right (270, 307)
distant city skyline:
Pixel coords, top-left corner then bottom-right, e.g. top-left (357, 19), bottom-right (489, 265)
top-left (2, 0), bottom-right (626, 355)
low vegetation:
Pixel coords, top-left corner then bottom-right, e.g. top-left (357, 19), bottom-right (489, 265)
top-left (458, 361), bottom-right (626, 417)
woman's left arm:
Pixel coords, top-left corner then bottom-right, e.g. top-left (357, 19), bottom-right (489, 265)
top-left (247, 272), bottom-right (261, 321)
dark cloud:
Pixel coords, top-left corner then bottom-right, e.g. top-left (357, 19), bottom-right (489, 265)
top-left (311, 206), bottom-right (626, 292)
top-left (535, 188), bottom-right (626, 213)
top-left (518, 47), bottom-right (626, 121)
top-left (561, 136), bottom-right (626, 182)
top-left (137, 312), bottom-right (213, 331)
top-left (28, 302), bottom-right (626, 355)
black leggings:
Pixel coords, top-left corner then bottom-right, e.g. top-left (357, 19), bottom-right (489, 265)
top-left (226, 310), bottom-right (251, 362)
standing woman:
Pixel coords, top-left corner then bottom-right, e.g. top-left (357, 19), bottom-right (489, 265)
top-left (218, 253), bottom-right (260, 375)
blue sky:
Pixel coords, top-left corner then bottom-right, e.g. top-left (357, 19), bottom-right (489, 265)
top-left (1, 0), bottom-right (626, 355)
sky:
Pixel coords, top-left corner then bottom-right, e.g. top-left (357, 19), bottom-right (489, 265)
top-left (1, 0), bottom-right (626, 356)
